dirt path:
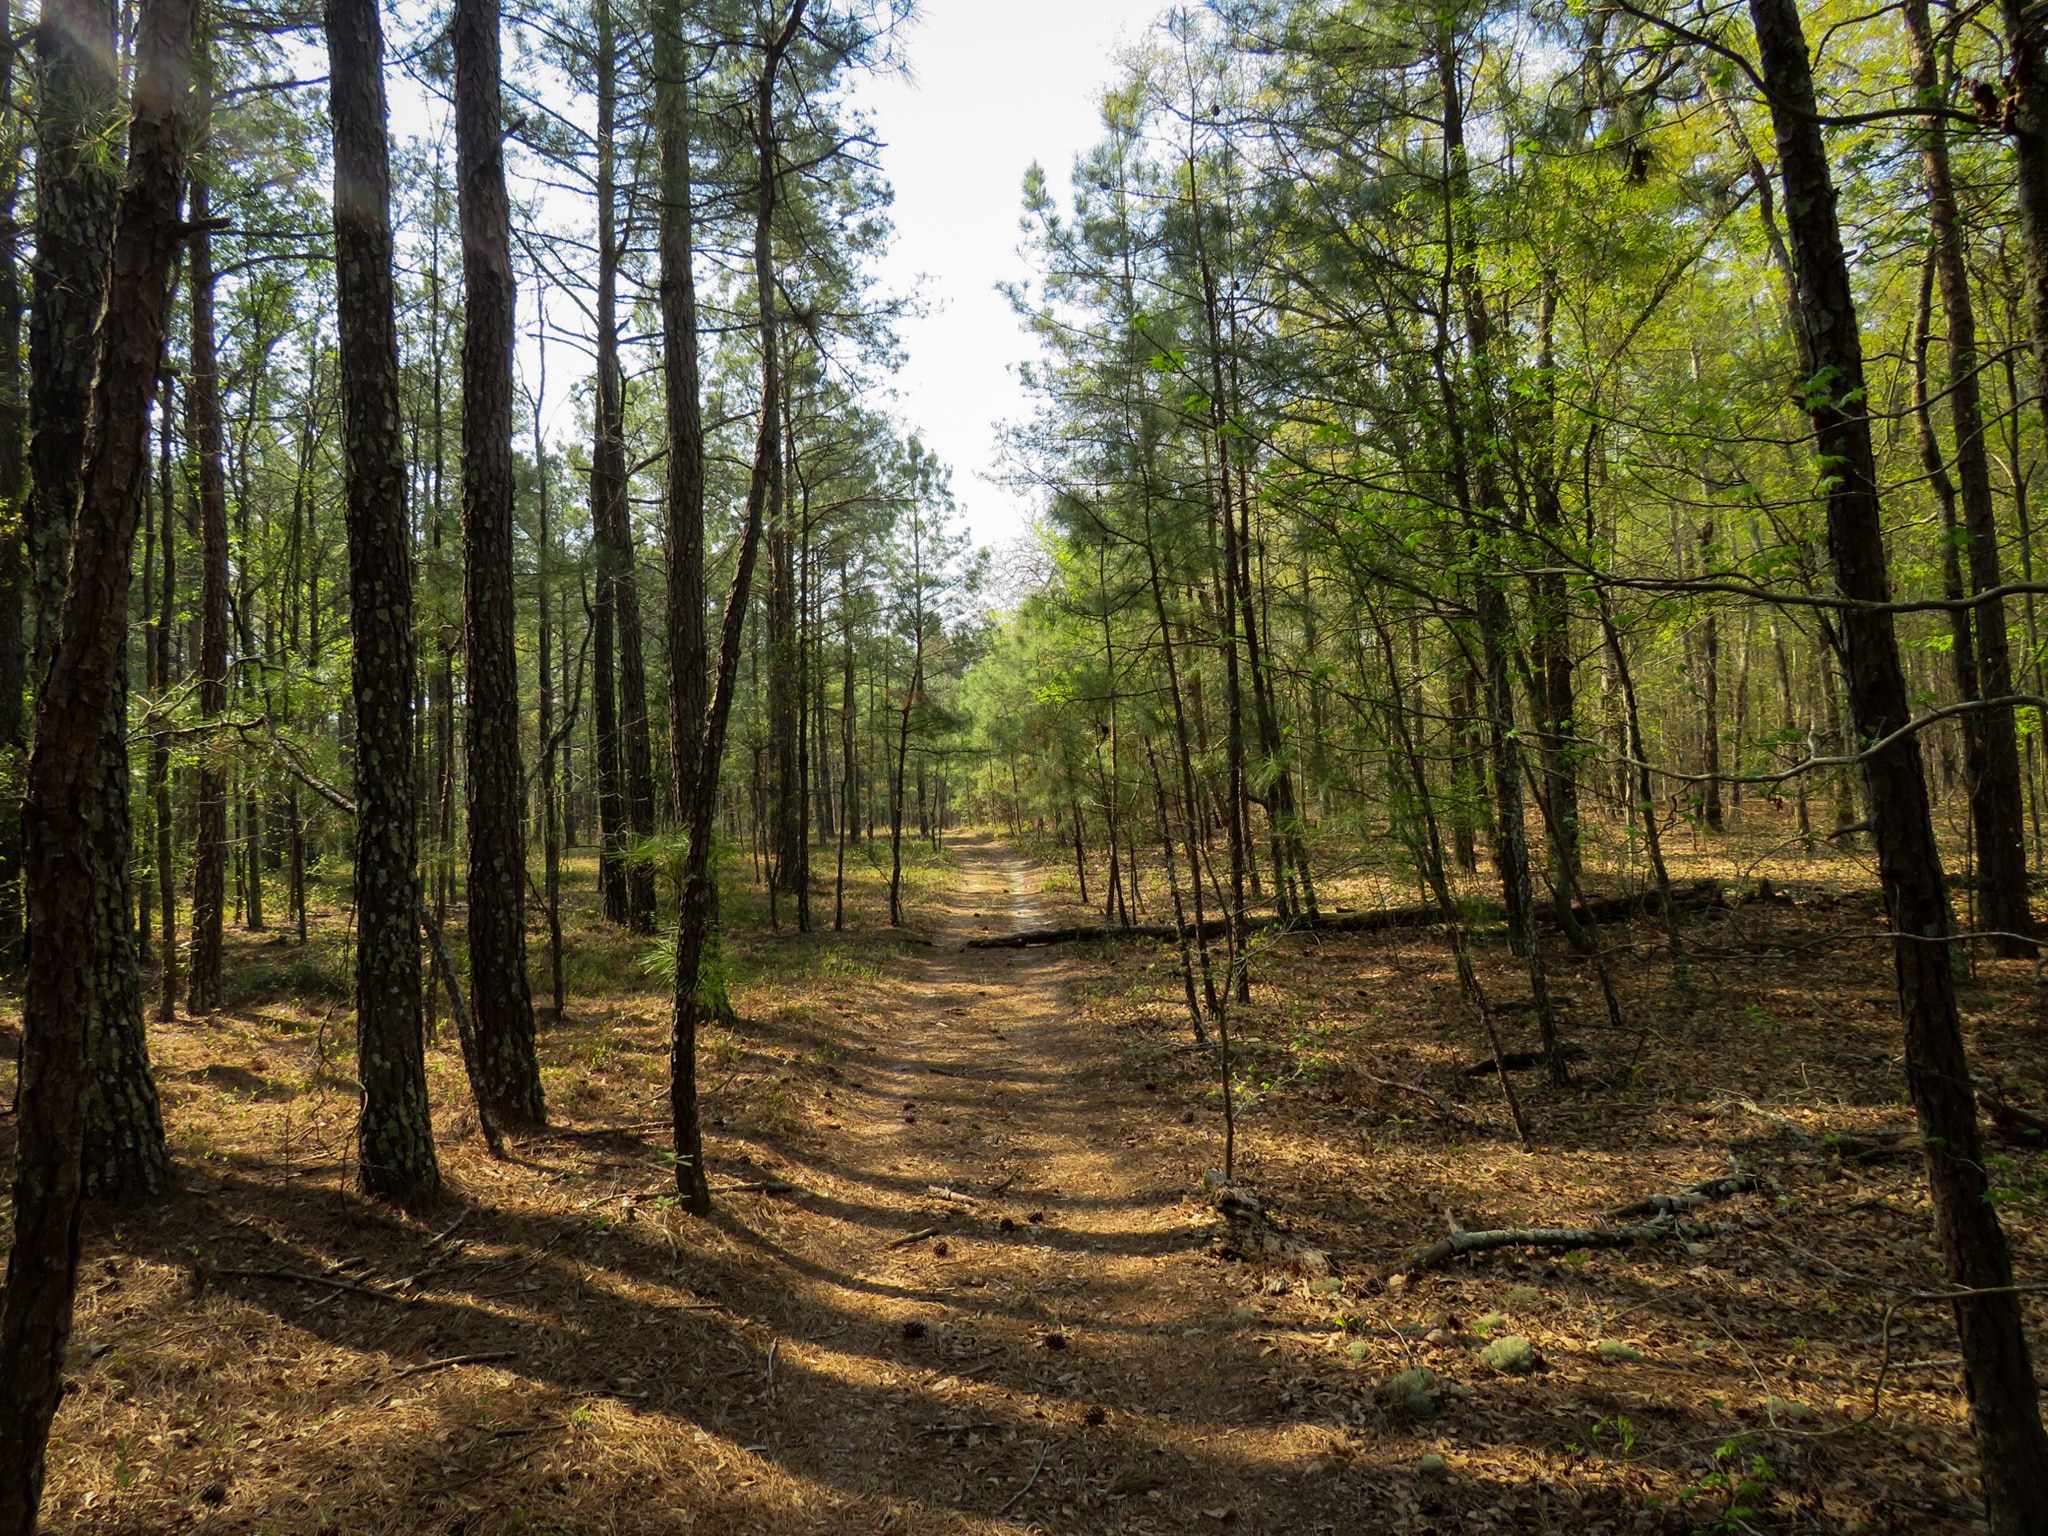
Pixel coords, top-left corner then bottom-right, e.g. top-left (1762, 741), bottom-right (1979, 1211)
top-left (710, 837), bottom-right (1376, 1533)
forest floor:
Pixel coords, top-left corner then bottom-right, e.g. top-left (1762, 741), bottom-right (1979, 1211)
top-left (3, 826), bottom-right (2047, 1534)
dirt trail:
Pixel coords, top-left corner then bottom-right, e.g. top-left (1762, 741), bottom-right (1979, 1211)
top-left (723, 836), bottom-right (1371, 1532)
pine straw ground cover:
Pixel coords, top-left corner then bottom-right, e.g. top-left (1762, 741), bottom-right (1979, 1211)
top-left (1044, 815), bottom-right (2048, 1535)
top-left (0, 821), bottom-right (2040, 1535)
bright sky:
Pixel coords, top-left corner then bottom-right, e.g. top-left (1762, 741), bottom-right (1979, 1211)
top-left (849, 0), bottom-right (1168, 547)
top-left (383, 2), bottom-right (1167, 552)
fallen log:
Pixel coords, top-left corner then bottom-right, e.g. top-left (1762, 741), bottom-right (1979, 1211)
top-left (1461, 1045), bottom-right (1589, 1077)
top-left (1204, 1171), bottom-right (1333, 1276)
top-left (1980, 1084), bottom-right (2048, 1146)
top-left (965, 881), bottom-right (1727, 950)
top-left (1604, 1171), bottom-right (1762, 1221)
top-left (1399, 1214), bottom-right (1741, 1276)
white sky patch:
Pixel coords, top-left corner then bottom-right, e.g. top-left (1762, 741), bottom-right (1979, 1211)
top-left (849, 0), bottom-right (1166, 547)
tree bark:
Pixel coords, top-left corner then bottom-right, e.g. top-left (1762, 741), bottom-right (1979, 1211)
top-left (185, 172), bottom-right (229, 1014)
top-left (328, 0), bottom-right (439, 1201)
top-left (669, 0), bottom-right (805, 1217)
top-left (1908, 0), bottom-right (2034, 954)
top-left (454, 0), bottom-right (545, 1132)
top-left (587, 0), bottom-right (657, 935)
top-left (153, 376), bottom-right (178, 1018)
top-left (28, 0), bottom-right (167, 1199)
top-left (1751, 0), bottom-right (2048, 1523)
top-left (2001, 0), bottom-right (2048, 445)
top-left (590, 0), bottom-right (628, 926)
top-left (0, 0), bottom-right (26, 972)
top-left (0, 0), bottom-right (195, 1519)
top-left (657, 0), bottom-right (706, 831)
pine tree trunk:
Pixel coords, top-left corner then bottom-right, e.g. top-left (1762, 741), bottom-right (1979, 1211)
top-left (185, 176), bottom-right (230, 1014)
top-left (28, 0), bottom-right (166, 1198)
top-left (590, 0), bottom-right (629, 926)
top-left (83, 659), bottom-right (167, 1200)
top-left (669, 1), bottom-right (806, 1217)
top-left (1752, 0), bottom-right (2048, 1522)
top-left (0, 2), bottom-right (195, 1517)
top-left (153, 382), bottom-right (178, 1018)
top-left (2002, 0), bottom-right (2048, 444)
top-left (453, 0), bottom-right (544, 1132)
top-left (1909, 0), bottom-right (2035, 954)
top-left (328, 0), bottom-right (439, 1200)
top-left (0, 0), bottom-right (26, 973)
top-left (657, 0), bottom-right (706, 829)
top-left (767, 443), bottom-right (802, 911)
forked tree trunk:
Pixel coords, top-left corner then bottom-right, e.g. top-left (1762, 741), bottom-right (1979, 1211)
top-left (453, 0), bottom-right (545, 1131)
top-left (669, 0), bottom-right (806, 1216)
top-left (0, 1), bottom-right (196, 1520)
top-left (28, 0), bottom-right (166, 1200)
top-left (328, 0), bottom-right (438, 1200)
top-left (1751, 0), bottom-right (2048, 1524)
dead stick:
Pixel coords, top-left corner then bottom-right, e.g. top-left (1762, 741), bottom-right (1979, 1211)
top-left (217, 1266), bottom-right (410, 1302)
top-left (1400, 1217), bottom-right (1740, 1275)
top-left (888, 1226), bottom-right (940, 1251)
top-left (396, 1350), bottom-right (518, 1379)
top-left (999, 1442), bottom-right (1052, 1516)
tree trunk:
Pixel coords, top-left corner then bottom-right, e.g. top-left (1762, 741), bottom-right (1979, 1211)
top-left (153, 378), bottom-right (178, 1017)
top-left (453, 0), bottom-right (544, 1132)
top-left (1909, 0), bottom-right (2034, 954)
top-left (185, 175), bottom-right (229, 1014)
top-left (590, 0), bottom-right (628, 925)
top-left (2002, 0), bottom-right (2048, 445)
top-left (1752, 0), bottom-right (2048, 1522)
top-left (767, 386), bottom-right (803, 918)
top-left (657, 0), bottom-right (706, 831)
top-left (0, 0), bottom-right (26, 973)
top-left (83, 657), bottom-right (165, 1201)
top-left (328, 0), bottom-right (439, 1201)
top-left (0, 1), bottom-right (195, 1519)
top-left (1437, 21), bottom-right (1567, 1086)
top-left (28, 0), bottom-right (166, 1199)
top-left (534, 333), bottom-right (564, 1018)
top-left (669, 2), bottom-right (805, 1217)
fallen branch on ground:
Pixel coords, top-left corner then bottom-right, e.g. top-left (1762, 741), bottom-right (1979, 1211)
top-left (887, 1226), bottom-right (940, 1250)
top-left (395, 1351), bottom-right (517, 1378)
top-left (1359, 1070), bottom-right (1479, 1127)
top-left (1604, 1171), bottom-right (1763, 1221)
top-left (217, 1265), bottom-right (413, 1303)
top-left (1399, 1215), bottom-right (1742, 1276)
top-left (963, 882), bottom-right (1727, 950)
